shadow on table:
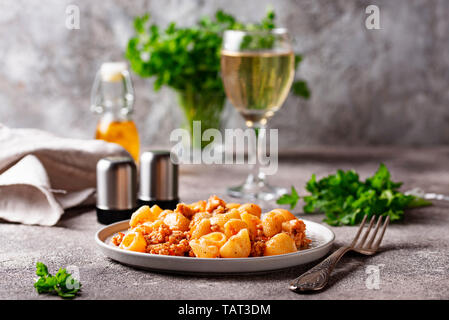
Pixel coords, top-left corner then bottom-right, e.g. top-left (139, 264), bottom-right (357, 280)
top-left (397, 203), bottom-right (449, 226)
top-left (123, 253), bottom-right (365, 297)
top-left (117, 241), bottom-right (432, 293)
top-left (54, 205), bottom-right (96, 228)
top-left (0, 205), bottom-right (95, 228)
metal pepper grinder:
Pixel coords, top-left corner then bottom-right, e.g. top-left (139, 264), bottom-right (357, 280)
top-left (96, 156), bottom-right (137, 224)
top-left (138, 150), bottom-right (179, 210)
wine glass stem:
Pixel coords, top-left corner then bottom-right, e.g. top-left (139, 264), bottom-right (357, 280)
top-left (249, 122), bottom-right (266, 184)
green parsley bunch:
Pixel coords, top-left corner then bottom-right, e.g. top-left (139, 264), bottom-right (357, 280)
top-left (126, 9), bottom-right (310, 98)
top-left (34, 262), bottom-right (81, 299)
top-left (277, 164), bottom-right (431, 226)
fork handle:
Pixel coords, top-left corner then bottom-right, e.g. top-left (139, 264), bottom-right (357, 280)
top-left (290, 246), bottom-right (352, 292)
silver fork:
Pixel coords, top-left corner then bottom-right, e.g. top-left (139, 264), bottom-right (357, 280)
top-left (289, 215), bottom-right (390, 292)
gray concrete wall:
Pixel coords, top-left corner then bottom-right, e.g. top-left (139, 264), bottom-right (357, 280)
top-left (1, 0), bottom-right (448, 149)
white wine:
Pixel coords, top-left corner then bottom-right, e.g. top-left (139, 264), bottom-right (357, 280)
top-left (221, 50), bottom-right (295, 124)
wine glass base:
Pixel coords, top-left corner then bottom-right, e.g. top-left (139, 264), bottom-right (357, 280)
top-left (227, 180), bottom-right (287, 201)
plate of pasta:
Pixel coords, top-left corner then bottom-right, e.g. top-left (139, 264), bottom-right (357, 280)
top-left (95, 195), bottom-right (335, 274)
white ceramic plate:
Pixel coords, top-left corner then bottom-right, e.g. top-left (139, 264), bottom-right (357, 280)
top-left (95, 219), bottom-right (335, 274)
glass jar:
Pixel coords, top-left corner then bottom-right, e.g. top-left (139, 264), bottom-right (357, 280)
top-left (91, 62), bottom-right (140, 162)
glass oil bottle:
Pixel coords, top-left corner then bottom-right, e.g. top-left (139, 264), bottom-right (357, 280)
top-left (91, 62), bottom-right (140, 162)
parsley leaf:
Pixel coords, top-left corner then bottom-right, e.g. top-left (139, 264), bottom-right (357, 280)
top-left (276, 186), bottom-right (300, 209)
top-left (292, 80), bottom-right (311, 99)
top-left (35, 261), bottom-right (48, 277)
top-left (34, 262), bottom-right (81, 299)
top-left (277, 164), bottom-right (432, 226)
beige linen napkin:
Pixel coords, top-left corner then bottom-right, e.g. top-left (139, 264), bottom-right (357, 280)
top-left (0, 124), bottom-right (129, 226)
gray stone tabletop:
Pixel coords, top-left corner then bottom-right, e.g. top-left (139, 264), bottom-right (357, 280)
top-left (1, 147), bottom-right (448, 300)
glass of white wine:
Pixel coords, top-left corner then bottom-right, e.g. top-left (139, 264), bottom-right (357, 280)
top-left (221, 29), bottom-right (295, 200)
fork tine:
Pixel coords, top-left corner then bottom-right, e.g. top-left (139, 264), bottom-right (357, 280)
top-left (365, 216), bottom-right (383, 249)
top-left (372, 216), bottom-right (390, 250)
top-left (355, 215), bottom-right (376, 248)
top-left (350, 214), bottom-right (368, 247)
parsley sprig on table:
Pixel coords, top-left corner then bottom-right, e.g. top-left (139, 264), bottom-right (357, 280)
top-left (34, 262), bottom-right (81, 299)
top-left (277, 164), bottom-right (432, 226)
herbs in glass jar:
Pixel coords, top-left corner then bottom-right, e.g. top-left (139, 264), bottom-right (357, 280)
top-left (126, 9), bottom-right (310, 148)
